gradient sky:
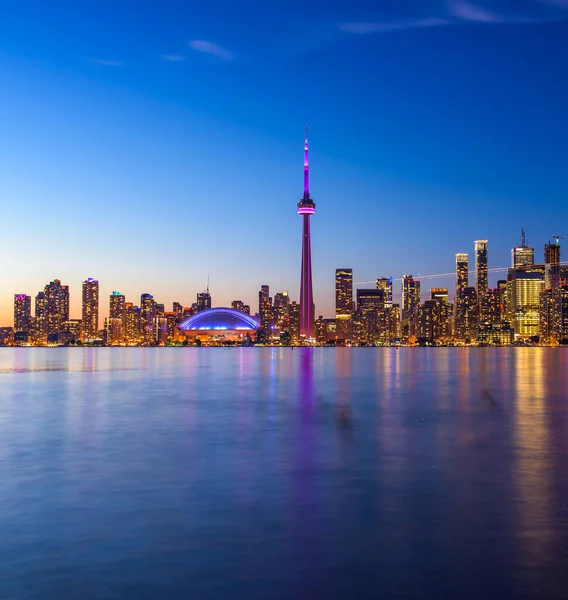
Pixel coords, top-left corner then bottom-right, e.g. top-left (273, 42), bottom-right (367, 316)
top-left (1, 0), bottom-right (568, 325)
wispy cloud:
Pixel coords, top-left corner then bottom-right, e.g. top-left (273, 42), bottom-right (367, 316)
top-left (161, 54), bottom-right (186, 62)
top-left (87, 58), bottom-right (124, 67)
top-left (189, 40), bottom-right (233, 61)
top-left (340, 0), bottom-right (568, 37)
top-left (339, 18), bottom-right (448, 35)
top-left (448, 1), bottom-right (502, 22)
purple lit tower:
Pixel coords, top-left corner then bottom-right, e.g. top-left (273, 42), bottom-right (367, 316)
top-left (298, 127), bottom-right (316, 339)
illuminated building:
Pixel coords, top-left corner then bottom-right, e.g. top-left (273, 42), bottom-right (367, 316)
top-left (274, 292), bottom-right (290, 332)
top-left (402, 275), bottom-right (420, 341)
top-left (376, 277), bottom-right (393, 306)
top-left (173, 302), bottom-right (183, 322)
top-left (455, 253), bottom-right (469, 291)
top-left (60, 319), bottom-right (82, 344)
top-left (14, 294), bottom-right (31, 333)
top-left (512, 229), bottom-right (534, 268)
top-left (289, 301), bottom-right (301, 344)
top-left (477, 322), bottom-right (514, 346)
top-left (124, 303), bottom-right (141, 344)
top-left (554, 286), bottom-right (568, 343)
top-left (416, 300), bottom-right (439, 343)
top-left (140, 293), bottom-right (156, 344)
top-left (33, 291), bottom-right (48, 344)
top-left (178, 307), bottom-right (259, 343)
top-left (155, 303), bottom-right (165, 318)
top-left (0, 328), bottom-right (14, 346)
top-left (335, 268), bottom-right (353, 340)
top-left (196, 289), bottom-right (211, 313)
top-left (82, 278), bottom-right (99, 340)
top-left (475, 240), bottom-right (488, 320)
top-left (544, 240), bottom-right (561, 290)
top-left (164, 312), bottom-right (178, 342)
top-left (298, 128), bottom-right (316, 339)
top-left (355, 288), bottom-right (386, 344)
top-left (506, 269), bottom-right (544, 339)
top-left (454, 287), bottom-right (478, 343)
top-left (231, 300), bottom-right (251, 315)
top-left (431, 288), bottom-right (449, 338)
top-left (497, 280), bottom-right (507, 321)
top-left (259, 285), bottom-right (273, 332)
top-left (44, 279), bottom-right (69, 335)
top-left (108, 292), bottom-right (126, 343)
top-left (107, 318), bottom-right (123, 345)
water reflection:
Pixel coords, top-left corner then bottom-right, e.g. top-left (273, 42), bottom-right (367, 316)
top-left (1, 348), bottom-right (568, 599)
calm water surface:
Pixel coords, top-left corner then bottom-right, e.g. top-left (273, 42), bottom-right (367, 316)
top-left (1, 348), bottom-right (568, 599)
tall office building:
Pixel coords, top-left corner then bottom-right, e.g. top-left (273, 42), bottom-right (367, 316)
top-left (82, 278), bottom-right (99, 340)
top-left (544, 240), bottom-right (561, 290)
top-left (376, 277), bottom-right (393, 307)
top-left (34, 291), bottom-right (48, 344)
top-left (124, 303), bottom-right (141, 344)
top-left (512, 229), bottom-right (534, 268)
top-left (455, 253), bottom-right (469, 291)
top-left (297, 128), bottom-right (316, 338)
top-left (354, 288), bottom-right (386, 343)
top-left (140, 293), bottom-right (156, 344)
top-left (506, 269), bottom-right (543, 338)
top-left (258, 285), bottom-right (273, 331)
top-left (109, 292), bottom-right (126, 343)
top-left (173, 302), bottom-right (183, 321)
top-left (14, 294), bottom-right (32, 333)
top-left (402, 275), bottom-right (421, 340)
top-left (44, 280), bottom-right (69, 335)
top-left (274, 292), bottom-right (290, 331)
top-left (454, 287), bottom-right (478, 343)
top-left (475, 240), bottom-right (488, 322)
top-left (196, 290), bottom-right (211, 313)
top-left (335, 268), bottom-right (353, 339)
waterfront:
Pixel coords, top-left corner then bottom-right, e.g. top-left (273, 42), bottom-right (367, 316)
top-left (1, 348), bottom-right (568, 599)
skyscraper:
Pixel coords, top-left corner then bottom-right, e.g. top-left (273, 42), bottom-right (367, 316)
top-left (401, 275), bottom-right (421, 340)
top-left (140, 293), bottom-right (156, 344)
top-left (44, 279), bottom-right (69, 335)
top-left (455, 254), bottom-right (468, 291)
top-left (376, 277), bottom-right (393, 307)
top-left (14, 294), bottom-right (31, 333)
top-left (545, 240), bottom-right (561, 290)
top-left (335, 268), bottom-right (353, 339)
top-left (258, 285), bottom-right (273, 332)
top-left (475, 240), bottom-right (488, 321)
top-left (298, 128), bottom-right (316, 339)
top-left (512, 230), bottom-right (534, 268)
top-left (34, 291), bottom-right (48, 344)
top-left (196, 290), bottom-right (211, 313)
top-left (82, 278), bottom-right (99, 340)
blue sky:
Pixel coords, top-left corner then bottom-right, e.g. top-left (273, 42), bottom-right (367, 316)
top-left (1, 0), bottom-right (568, 323)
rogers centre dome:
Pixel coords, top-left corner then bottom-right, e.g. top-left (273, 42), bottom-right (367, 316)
top-left (178, 308), bottom-right (259, 340)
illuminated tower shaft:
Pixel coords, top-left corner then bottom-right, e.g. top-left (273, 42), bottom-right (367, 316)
top-left (298, 128), bottom-right (316, 338)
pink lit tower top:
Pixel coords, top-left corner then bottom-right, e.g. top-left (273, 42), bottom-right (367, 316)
top-left (297, 127), bottom-right (316, 339)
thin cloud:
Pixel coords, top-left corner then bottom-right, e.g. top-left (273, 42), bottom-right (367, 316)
top-left (87, 58), bottom-right (124, 67)
top-left (448, 1), bottom-right (502, 22)
top-left (161, 54), bottom-right (186, 62)
top-left (189, 40), bottom-right (233, 61)
top-left (339, 18), bottom-right (448, 34)
top-left (340, 0), bottom-right (568, 37)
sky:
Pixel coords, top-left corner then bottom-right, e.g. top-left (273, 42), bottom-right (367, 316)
top-left (1, 0), bottom-right (568, 325)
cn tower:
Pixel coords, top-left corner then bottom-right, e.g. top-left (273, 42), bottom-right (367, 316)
top-left (298, 127), bottom-right (316, 339)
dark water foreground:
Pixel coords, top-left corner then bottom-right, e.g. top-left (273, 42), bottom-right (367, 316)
top-left (1, 348), bottom-right (568, 599)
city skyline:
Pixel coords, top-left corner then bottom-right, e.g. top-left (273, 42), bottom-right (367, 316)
top-left (2, 2), bottom-right (568, 325)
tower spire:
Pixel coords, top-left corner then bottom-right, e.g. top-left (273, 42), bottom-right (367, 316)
top-left (522, 228), bottom-right (526, 247)
top-left (303, 126), bottom-right (310, 200)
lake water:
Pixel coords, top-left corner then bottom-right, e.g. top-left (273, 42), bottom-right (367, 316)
top-left (1, 348), bottom-right (568, 599)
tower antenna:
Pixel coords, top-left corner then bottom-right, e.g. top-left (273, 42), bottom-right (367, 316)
top-left (303, 125), bottom-right (310, 200)
top-left (522, 228), bottom-right (525, 247)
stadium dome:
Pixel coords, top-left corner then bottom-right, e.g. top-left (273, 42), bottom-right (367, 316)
top-left (178, 308), bottom-right (259, 332)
